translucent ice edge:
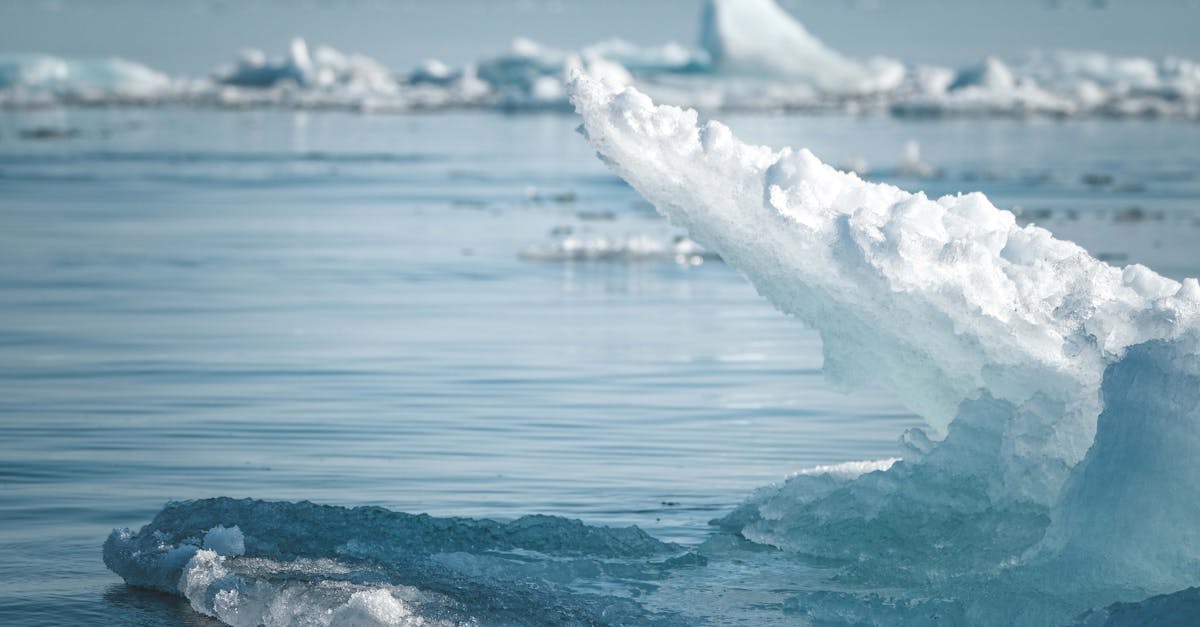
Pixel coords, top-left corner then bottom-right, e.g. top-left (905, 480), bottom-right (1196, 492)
top-left (104, 498), bottom-right (692, 627)
top-left (5, 0), bottom-right (1200, 117)
top-left (570, 68), bottom-right (1200, 615)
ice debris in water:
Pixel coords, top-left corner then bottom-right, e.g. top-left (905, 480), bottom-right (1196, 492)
top-left (570, 70), bottom-right (1200, 620)
top-left (105, 497), bottom-right (692, 626)
top-left (5, 0), bottom-right (1200, 117)
top-left (519, 232), bottom-right (716, 265)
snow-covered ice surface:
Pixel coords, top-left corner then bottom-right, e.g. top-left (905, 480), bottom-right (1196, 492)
top-left (3, 0), bottom-right (1200, 118)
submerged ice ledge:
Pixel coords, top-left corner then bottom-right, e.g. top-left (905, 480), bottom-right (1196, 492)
top-left (5, 0), bottom-right (1200, 118)
top-left (104, 497), bottom-right (691, 627)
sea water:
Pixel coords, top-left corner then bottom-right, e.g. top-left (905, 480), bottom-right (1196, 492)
top-left (1, 106), bottom-right (1198, 624)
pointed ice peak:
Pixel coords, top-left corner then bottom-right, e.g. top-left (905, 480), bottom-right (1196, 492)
top-left (288, 37), bottom-right (313, 81)
top-left (698, 0), bottom-right (904, 93)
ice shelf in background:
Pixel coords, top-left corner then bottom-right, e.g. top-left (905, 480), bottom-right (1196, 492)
top-left (5, 0), bottom-right (1199, 117)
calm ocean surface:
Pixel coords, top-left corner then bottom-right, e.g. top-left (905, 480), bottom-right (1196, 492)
top-left (1, 109), bottom-right (1198, 624)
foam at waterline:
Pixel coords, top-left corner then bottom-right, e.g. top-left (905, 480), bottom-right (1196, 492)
top-left (792, 457), bottom-right (899, 479)
top-left (570, 71), bottom-right (1200, 590)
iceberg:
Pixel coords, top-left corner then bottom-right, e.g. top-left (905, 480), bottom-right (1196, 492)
top-left (890, 52), bottom-right (1200, 118)
top-left (206, 38), bottom-right (489, 111)
top-left (0, 53), bottom-right (172, 106)
top-left (216, 39), bottom-right (319, 88)
top-left (570, 70), bottom-right (1200, 614)
top-left (699, 0), bottom-right (904, 94)
top-left (214, 37), bottom-right (400, 96)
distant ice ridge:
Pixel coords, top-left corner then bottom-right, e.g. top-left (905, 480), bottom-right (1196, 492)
top-left (571, 71), bottom-right (1200, 620)
top-left (4, 0), bottom-right (1199, 117)
top-left (104, 498), bottom-right (691, 626)
top-left (0, 54), bottom-right (173, 106)
top-left (893, 51), bottom-right (1200, 118)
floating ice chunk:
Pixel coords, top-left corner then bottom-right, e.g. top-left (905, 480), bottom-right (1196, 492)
top-left (570, 73), bottom-right (1200, 597)
top-left (1025, 50), bottom-right (1162, 92)
top-left (216, 39), bottom-right (310, 88)
top-left (0, 53), bottom-right (171, 103)
top-left (895, 56), bottom-right (1078, 117)
top-left (519, 233), bottom-right (716, 265)
top-left (105, 498), bottom-right (685, 626)
top-left (407, 59), bottom-right (458, 86)
top-left (897, 140), bottom-right (939, 178)
top-left (949, 56), bottom-right (1017, 92)
top-left (476, 37), bottom-right (567, 90)
top-left (580, 39), bottom-right (709, 74)
top-left (698, 0), bottom-right (904, 93)
top-left (216, 37), bottom-right (396, 96)
top-left (910, 64), bottom-right (957, 95)
top-left (893, 50), bottom-right (1200, 118)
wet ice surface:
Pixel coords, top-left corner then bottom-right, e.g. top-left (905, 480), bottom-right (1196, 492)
top-left (1, 108), bottom-right (1199, 625)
